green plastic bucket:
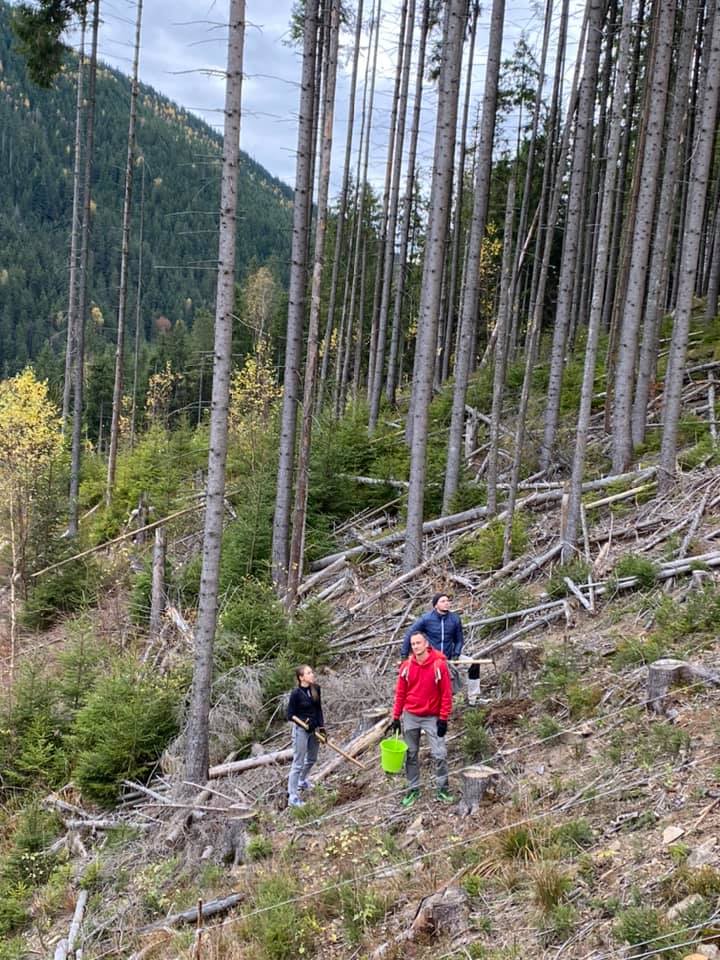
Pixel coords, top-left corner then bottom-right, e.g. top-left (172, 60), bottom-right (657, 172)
top-left (380, 735), bottom-right (408, 774)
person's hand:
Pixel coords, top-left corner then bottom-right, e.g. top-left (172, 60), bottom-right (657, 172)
top-left (391, 718), bottom-right (402, 735)
top-left (316, 726), bottom-right (327, 739)
top-left (436, 719), bottom-right (448, 737)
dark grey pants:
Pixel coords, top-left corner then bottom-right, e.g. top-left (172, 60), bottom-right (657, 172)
top-left (402, 711), bottom-right (448, 790)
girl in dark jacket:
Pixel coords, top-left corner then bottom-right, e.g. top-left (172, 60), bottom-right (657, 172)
top-left (286, 665), bottom-right (325, 808)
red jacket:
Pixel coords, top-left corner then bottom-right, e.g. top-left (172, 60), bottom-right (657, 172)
top-left (392, 647), bottom-right (452, 721)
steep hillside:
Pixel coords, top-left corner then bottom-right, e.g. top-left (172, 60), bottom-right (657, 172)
top-left (0, 0), bottom-right (293, 372)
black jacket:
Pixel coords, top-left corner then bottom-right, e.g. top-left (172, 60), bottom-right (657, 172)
top-left (287, 684), bottom-right (324, 730)
top-left (401, 609), bottom-right (464, 659)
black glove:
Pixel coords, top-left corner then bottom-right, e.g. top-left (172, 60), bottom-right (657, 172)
top-left (436, 719), bottom-right (448, 738)
top-left (391, 718), bottom-right (402, 735)
top-left (315, 726), bottom-right (327, 739)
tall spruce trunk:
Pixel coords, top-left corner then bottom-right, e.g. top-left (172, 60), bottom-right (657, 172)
top-left (403, 0), bottom-right (468, 571)
top-left (485, 176), bottom-right (516, 514)
top-left (659, 4), bottom-right (720, 494)
top-left (368, 0), bottom-right (415, 432)
top-left (271, 0), bottom-right (320, 594)
top-left (68, 0), bottom-right (100, 538)
top-left (632, 0), bottom-right (700, 446)
top-left (286, 0), bottom-right (340, 608)
top-left (385, 0), bottom-right (430, 407)
top-left (61, 17), bottom-right (85, 431)
top-left (367, 0), bottom-right (408, 406)
top-left (562, 0), bottom-right (633, 559)
top-left (439, 1), bottom-right (479, 386)
top-left (538, 0), bottom-right (605, 473)
top-left (316, 0), bottom-right (363, 414)
top-left (611, 0), bottom-right (676, 472)
top-left (129, 159), bottom-right (146, 447)
top-left (106, 0), bottom-right (143, 503)
top-left (440, 0), bottom-right (504, 516)
top-left (185, 0), bottom-right (245, 783)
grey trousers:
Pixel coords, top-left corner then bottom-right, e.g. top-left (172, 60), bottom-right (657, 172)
top-left (288, 725), bottom-right (319, 797)
top-left (402, 711), bottom-right (448, 791)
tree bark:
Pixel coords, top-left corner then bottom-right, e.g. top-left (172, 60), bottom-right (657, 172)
top-left (611, 0), bottom-right (676, 472)
top-left (286, 0), bottom-right (341, 607)
top-left (61, 16), bottom-right (85, 432)
top-left (404, 0), bottom-right (468, 570)
top-left (539, 0), bottom-right (605, 472)
top-left (106, 0), bottom-right (143, 503)
top-left (440, 0), bottom-right (503, 516)
top-left (185, 0), bottom-right (245, 783)
top-left (68, 0), bottom-right (100, 538)
top-left (632, 0), bottom-right (702, 445)
top-left (659, 3), bottom-right (720, 493)
top-left (271, 1), bottom-right (319, 593)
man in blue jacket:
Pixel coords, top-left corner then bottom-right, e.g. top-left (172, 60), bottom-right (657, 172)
top-left (401, 592), bottom-right (464, 662)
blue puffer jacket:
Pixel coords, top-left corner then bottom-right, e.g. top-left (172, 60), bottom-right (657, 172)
top-left (401, 609), bottom-right (464, 659)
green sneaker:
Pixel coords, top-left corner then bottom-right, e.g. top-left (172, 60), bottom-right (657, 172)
top-left (435, 787), bottom-right (455, 804)
top-left (401, 788), bottom-right (420, 808)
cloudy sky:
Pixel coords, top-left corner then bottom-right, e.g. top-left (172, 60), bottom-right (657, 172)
top-left (90, 0), bottom-right (557, 192)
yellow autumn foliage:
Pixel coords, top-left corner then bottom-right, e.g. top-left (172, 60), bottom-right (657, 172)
top-left (0, 368), bottom-right (62, 495)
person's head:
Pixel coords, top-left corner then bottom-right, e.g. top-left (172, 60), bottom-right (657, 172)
top-left (410, 632), bottom-right (430, 661)
top-left (432, 592), bottom-right (451, 613)
top-left (296, 665), bottom-right (315, 687)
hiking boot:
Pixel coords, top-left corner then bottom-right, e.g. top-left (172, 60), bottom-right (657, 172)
top-left (435, 787), bottom-right (455, 804)
top-left (288, 794), bottom-right (305, 808)
top-left (298, 779), bottom-right (312, 791)
top-left (401, 788), bottom-right (420, 808)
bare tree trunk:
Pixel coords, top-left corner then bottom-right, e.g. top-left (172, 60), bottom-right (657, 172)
top-left (271, 0), bottom-right (319, 595)
top-left (562, 0), bottom-right (633, 559)
top-left (486, 176), bottom-right (516, 514)
top-left (149, 524), bottom-right (166, 639)
top-left (611, 0), bottom-right (676, 472)
top-left (659, 5), bottom-right (720, 494)
top-left (368, 0), bottom-right (415, 432)
top-left (68, 0), bottom-right (100, 539)
top-left (316, 0), bottom-right (364, 414)
top-left (538, 0), bottom-right (605, 473)
top-left (403, 0), bottom-right (468, 571)
top-left (386, 0), bottom-right (430, 407)
top-left (439, 1), bottom-right (479, 386)
top-left (440, 0), bottom-right (503, 515)
top-left (106, 0), bottom-right (143, 504)
top-left (286, 0), bottom-right (340, 608)
top-left (503, 0), bottom-right (573, 565)
top-left (185, 0), bottom-right (245, 783)
top-left (61, 17), bottom-right (85, 432)
top-left (129, 159), bottom-right (146, 447)
top-left (632, 0), bottom-right (700, 446)
top-left (337, 0), bottom-right (381, 415)
top-left (367, 0), bottom-right (408, 410)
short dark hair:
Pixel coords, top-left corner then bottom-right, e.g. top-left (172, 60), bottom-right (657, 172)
top-left (431, 592), bottom-right (450, 607)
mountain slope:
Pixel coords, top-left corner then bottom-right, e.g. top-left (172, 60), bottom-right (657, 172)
top-left (0, 0), bottom-right (293, 373)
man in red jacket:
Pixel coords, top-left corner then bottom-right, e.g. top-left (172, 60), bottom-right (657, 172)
top-left (391, 632), bottom-right (454, 807)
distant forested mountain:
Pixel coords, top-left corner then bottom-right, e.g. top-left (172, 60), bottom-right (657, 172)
top-left (0, 0), bottom-right (293, 374)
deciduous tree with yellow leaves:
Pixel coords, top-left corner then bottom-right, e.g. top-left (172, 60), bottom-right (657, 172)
top-left (0, 369), bottom-right (62, 672)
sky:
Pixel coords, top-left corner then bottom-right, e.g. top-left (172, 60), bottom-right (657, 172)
top-left (87, 0), bottom-right (559, 192)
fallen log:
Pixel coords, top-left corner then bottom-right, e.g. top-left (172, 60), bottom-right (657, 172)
top-left (209, 747), bottom-right (293, 779)
top-left (138, 892), bottom-right (244, 933)
top-left (53, 889), bottom-right (89, 960)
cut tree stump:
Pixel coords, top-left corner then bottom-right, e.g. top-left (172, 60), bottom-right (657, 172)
top-left (647, 658), bottom-right (720, 715)
top-left (507, 641), bottom-right (542, 693)
top-left (647, 659), bottom-right (687, 714)
top-left (457, 765), bottom-right (504, 817)
top-left (410, 885), bottom-right (470, 940)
